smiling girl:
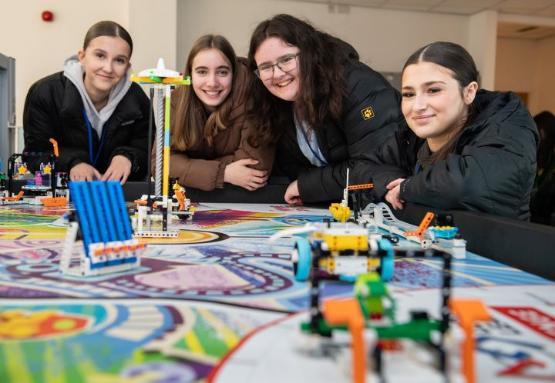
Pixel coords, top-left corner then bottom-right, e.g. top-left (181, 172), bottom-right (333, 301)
top-left (248, 14), bottom-right (403, 205)
top-left (372, 41), bottom-right (538, 220)
top-left (169, 35), bottom-right (275, 191)
top-left (23, 21), bottom-right (151, 184)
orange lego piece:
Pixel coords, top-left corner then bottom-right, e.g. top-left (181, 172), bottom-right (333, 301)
top-left (378, 339), bottom-right (402, 351)
top-left (172, 182), bottom-right (187, 211)
top-left (175, 189), bottom-right (186, 211)
top-left (323, 298), bottom-right (366, 383)
top-left (41, 196), bottom-right (68, 207)
top-left (1, 191), bottom-right (24, 202)
top-left (347, 183), bottom-right (374, 191)
top-left (405, 211), bottom-right (434, 239)
top-left (450, 299), bottom-right (492, 383)
top-left (49, 138), bottom-right (59, 157)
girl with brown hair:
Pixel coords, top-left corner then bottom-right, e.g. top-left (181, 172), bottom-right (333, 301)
top-left (372, 41), bottom-right (538, 220)
top-left (24, 20), bottom-right (150, 184)
top-left (169, 35), bottom-right (274, 191)
top-left (248, 14), bottom-right (403, 204)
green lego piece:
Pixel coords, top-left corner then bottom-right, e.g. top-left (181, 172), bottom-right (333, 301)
top-left (355, 272), bottom-right (395, 320)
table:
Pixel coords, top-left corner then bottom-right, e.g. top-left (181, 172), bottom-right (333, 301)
top-left (0, 202), bottom-right (553, 382)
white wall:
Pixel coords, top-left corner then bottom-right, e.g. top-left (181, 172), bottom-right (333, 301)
top-left (177, 0), bottom-right (469, 73)
top-left (536, 36), bottom-right (555, 114)
top-left (0, 1), bottom-right (129, 127)
top-left (127, 0), bottom-right (178, 75)
top-left (495, 36), bottom-right (555, 115)
top-left (495, 38), bottom-right (538, 107)
top-left (5, 0), bottom-right (549, 134)
top-left (0, 0), bottom-right (178, 129)
top-left (495, 13), bottom-right (555, 115)
top-left (467, 10), bottom-right (498, 90)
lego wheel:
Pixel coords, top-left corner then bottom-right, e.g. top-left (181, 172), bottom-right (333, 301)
top-left (378, 238), bottom-right (394, 281)
top-left (292, 238), bottom-right (312, 281)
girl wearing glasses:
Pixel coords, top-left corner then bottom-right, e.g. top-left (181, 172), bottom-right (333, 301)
top-left (23, 21), bottom-right (150, 184)
top-left (371, 42), bottom-right (538, 220)
top-left (169, 35), bottom-right (275, 191)
top-left (248, 14), bottom-right (403, 204)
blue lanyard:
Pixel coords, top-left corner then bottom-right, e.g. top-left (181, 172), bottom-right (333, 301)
top-left (298, 125), bottom-right (327, 166)
top-left (414, 163), bottom-right (422, 174)
top-left (83, 109), bottom-right (106, 166)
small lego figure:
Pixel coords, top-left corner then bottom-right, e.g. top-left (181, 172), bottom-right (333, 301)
top-left (34, 172), bottom-right (43, 186)
top-left (43, 162), bottom-right (52, 175)
top-left (172, 181), bottom-right (187, 211)
top-left (17, 163), bottom-right (28, 176)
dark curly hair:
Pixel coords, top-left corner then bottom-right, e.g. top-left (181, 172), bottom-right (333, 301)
top-left (248, 14), bottom-right (353, 134)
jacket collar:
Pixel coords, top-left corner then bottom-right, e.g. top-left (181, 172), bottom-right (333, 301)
top-left (60, 76), bottom-right (143, 126)
top-left (463, 90), bottom-right (520, 134)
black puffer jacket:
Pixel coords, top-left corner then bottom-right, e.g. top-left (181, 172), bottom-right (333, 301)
top-left (273, 42), bottom-right (404, 203)
top-left (23, 72), bottom-right (151, 180)
top-left (371, 90), bottom-right (539, 220)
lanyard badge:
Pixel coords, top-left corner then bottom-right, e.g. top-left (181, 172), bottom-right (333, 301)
top-left (83, 109), bottom-right (106, 166)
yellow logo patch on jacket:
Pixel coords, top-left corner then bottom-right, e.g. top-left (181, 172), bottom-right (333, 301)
top-left (361, 106), bottom-right (375, 120)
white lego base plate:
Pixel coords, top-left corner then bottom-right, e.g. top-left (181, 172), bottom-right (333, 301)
top-left (134, 230), bottom-right (179, 238)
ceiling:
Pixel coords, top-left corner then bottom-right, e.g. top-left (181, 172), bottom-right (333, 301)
top-left (281, 0), bottom-right (555, 39)
top-left (498, 22), bottom-right (555, 39)
top-left (285, 0), bottom-right (555, 17)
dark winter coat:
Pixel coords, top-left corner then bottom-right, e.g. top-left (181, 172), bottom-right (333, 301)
top-left (273, 51), bottom-right (404, 203)
top-left (23, 72), bottom-right (151, 180)
top-left (371, 90), bottom-right (539, 220)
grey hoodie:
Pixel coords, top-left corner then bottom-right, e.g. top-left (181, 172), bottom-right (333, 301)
top-left (63, 55), bottom-right (132, 138)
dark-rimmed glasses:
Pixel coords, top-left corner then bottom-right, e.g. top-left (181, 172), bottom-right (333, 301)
top-left (254, 53), bottom-right (300, 80)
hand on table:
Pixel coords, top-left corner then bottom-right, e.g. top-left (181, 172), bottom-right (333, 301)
top-left (385, 178), bottom-right (405, 210)
top-left (69, 163), bottom-right (101, 181)
top-left (224, 159), bottom-right (268, 191)
top-left (284, 180), bottom-right (303, 205)
top-left (101, 155), bottom-right (132, 184)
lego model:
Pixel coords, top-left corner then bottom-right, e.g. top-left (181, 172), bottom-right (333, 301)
top-left (40, 138), bottom-right (69, 207)
top-left (270, 219), bottom-right (396, 351)
top-left (0, 139), bottom-right (68, 206)
top-left (329, 169), bottom-right (353, 223)
top-left (359, 203), bottom-right (467, 259)
top-left (132, 180), bottom-right (194, 236)
top-left (270, 172), bottom-right (391, 286)
top-left (1, 152), bottom-right (54, 205)
top-left (328, 168), bottom-right (374, 223)
top-left (130, 59), bottom-right (194, 238)
top-left (60, 181), bottom-right (146, 277)
top-left (310, 251), bottom-right (491, 383)
top-left (271, 221), bottom-right (395, 283)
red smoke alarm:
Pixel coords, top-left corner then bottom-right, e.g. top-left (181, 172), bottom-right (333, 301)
top-left (41, 11), bottom-right (54, 22)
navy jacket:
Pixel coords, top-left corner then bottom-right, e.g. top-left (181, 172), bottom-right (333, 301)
top-left (371, 90), bottom-right (539, 220)
top-left (273, 45), bottom-right (404, 203)
top-left (23, 72), bottom-right (151, 180)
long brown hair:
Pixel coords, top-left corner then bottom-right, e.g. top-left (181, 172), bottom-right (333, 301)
top-left (248, 14), bottom-right (350, 131)
top-left (403, 41), bottom-right (480, 163)
top-left (172, 35), bottom-right (239, 150)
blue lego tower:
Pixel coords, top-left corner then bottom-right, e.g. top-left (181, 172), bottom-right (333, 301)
top-left (60, 181), bottom-right (145, 276)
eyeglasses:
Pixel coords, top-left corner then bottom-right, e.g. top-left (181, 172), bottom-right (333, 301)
top-left (255, 53), bottom-right (300, 80)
